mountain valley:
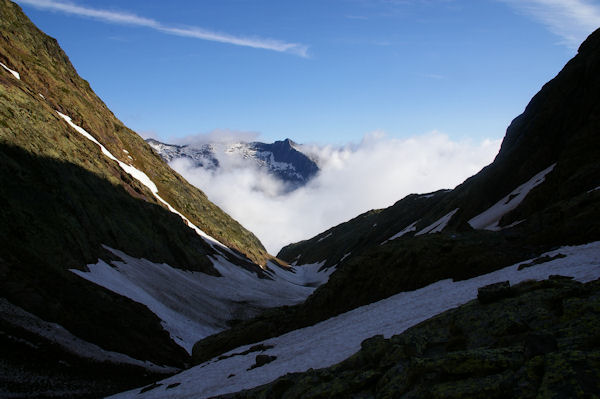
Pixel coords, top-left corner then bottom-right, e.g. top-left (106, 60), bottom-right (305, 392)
top-left (1, 0), bottom-right (600, 398)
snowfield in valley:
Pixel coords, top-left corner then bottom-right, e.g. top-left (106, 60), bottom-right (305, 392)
top-left (110, 241), bottom-right (600, 399)
top-left (71, 249), bottom-right (333, 353)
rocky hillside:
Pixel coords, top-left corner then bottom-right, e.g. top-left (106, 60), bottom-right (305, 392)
top-left (147, 137), bottom-right (319, 189)
top-left (223, 276), bottom-right (600, 398)
top-left (190, 27), bottom-right (600, 366)
top-left (0, 0), bottom-right (269, 268)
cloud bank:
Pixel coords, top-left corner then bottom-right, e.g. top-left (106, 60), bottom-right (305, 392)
top-left (16, 0), bottom-right (309, 57)
top-left (170, 131), bottom-right (501, 254)
top-left (499, 0), bottom-right (600, 49)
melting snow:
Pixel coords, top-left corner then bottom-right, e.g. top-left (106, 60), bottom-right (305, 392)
top-left (71, 249), bottom-right (333, 353)
top-left (110, 241), bottom-right (600, 399)
top-left (381, 220), bottom-right (419, 244)
top-left (57, 111), bottom-right (228, 251)
top-left (266, 261), bottom-right (333, 287)
top-left (0, 62), bottom-right (20, 79)
top-left (469, 164), bottom-right (556, 230)
top-left (0, 298), bottom-right (176, 373)
top-left (416, 208), bottom-right (458, 235)
top-left (317, 233), bottom-right (333, 242)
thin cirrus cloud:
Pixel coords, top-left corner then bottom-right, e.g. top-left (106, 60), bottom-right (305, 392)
top-left (499, 0), bottom-right (600, 49)
top-left (16, 0), bottom-right (309, 57)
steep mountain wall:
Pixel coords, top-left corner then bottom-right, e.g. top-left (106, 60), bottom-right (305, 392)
top-left (0, 0), bottom-right (269, 267)
top-left (0, 0), bottom-right (273, 386)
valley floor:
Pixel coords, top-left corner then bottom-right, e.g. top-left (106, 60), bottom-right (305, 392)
top-left (110, 241), bottom-right (600, 399)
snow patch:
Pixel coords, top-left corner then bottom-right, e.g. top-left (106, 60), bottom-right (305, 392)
top-left (0, 62), bottom-right (20, 79)
top-left (416, 209), bottom-right (458, 235)
top-left (57, 111), bottom-right (228, 251)
top-left (469, 164), bottom-right (556, 230)
top-left (71, 249), bottom-right (332, 353)
top-left (0, 298), bottom-right (176, 373)
top-left (110, 242), bottom-right (600, 399)
top-left (317, 232), bottom-right (332, 242)
top-left (266, 261), bottom-right (334, 288)
top-left (381, 220), bottom-right (419, 244)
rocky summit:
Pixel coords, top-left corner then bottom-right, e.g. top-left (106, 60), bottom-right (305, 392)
top-left (147, 137), bottom-right (319, 190)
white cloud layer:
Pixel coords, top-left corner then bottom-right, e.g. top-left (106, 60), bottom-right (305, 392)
top-left (170, 131), bottom-right (501, 254)
top-left (16, 0), bottom-right (309, 57)
top-left (500, 0), bottom-right (600, 49)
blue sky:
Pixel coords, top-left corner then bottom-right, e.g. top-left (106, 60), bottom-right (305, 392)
top-left (15, 0), bottom-right (600, 145)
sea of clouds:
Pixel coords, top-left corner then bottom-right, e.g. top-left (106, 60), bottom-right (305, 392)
top-left (169, 130), bottom-right (501, 254)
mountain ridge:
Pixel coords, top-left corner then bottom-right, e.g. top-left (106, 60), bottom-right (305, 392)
top-left (146, 137), bottom-right (319, 190)
top-left (0, 0), bottom-right (270, 267)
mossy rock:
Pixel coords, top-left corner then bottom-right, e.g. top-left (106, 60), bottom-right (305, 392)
top-left (216, 278), bottom-right (600, 398)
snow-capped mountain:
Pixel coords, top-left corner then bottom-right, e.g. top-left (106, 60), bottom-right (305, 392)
top-left (147, 138), bottom-right (319, 189)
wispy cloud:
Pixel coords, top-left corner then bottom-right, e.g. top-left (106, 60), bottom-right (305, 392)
top-left (499, 0), bottom-right (600, 49)
top-left (16, 0), bottom-right (309, 57)
top-left (345, 14), bottom-right (370, 20)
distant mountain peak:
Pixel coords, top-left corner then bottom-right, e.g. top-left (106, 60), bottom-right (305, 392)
top-left (147, 137), bottom-right (320, 189)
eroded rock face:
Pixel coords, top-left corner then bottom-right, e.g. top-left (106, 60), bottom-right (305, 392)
top-left (220, 277), bottom-right (600, 398)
